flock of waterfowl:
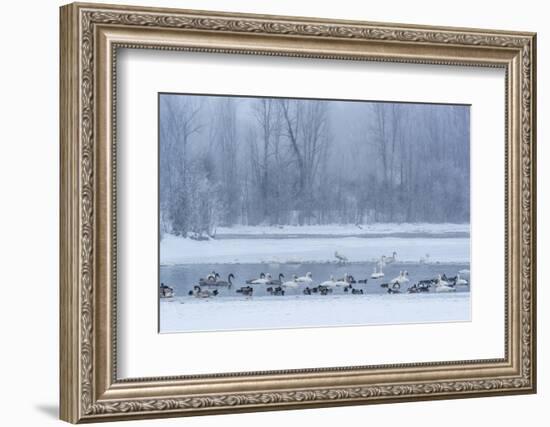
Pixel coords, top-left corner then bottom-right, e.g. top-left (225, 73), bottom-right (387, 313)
top-left (159, 254), bottom-right (470, 299)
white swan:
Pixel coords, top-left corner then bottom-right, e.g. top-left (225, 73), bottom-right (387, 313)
top-left (390, 270), bottom-right (409, 285)
top-left (371, 264), bottom-right (384, 279)
top-left (332, 273), bottom-right (353, 289)
top-left (250, 273), bottom-right (273, 285)
top-left (384, 251), bottom-right (397, 264)
top-left (319, 276), bottom-right (336, 288)
top-left (296, 272), bottom-right (313, 283)
top-left (281, 275), bottom-right (300, 289)
top-left (419, 253), bottom-right (430, 264)
top-left (455, 273), bottom-right (468, 286)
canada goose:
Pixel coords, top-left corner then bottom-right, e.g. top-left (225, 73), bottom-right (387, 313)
top-left (434, 274), bottom-right (456, 293)
top-left (188, 285), bottom-right (218, 298)
top-left (246, 272), bottom-right (265, 284)
top-left (407, 281), bottom-right (431, 293)
top-left (236, 286), bottom-right (254, 296)
top-left (387, 282), bottom-right (401, 294)
top-left (266, 286), bottom-right (285, 296)
top-left (318, 286), bottom-right (333, 295)
top-left (159, 283), bottom-right (174, 298)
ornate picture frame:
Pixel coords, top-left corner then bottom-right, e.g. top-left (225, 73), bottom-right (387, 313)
top-left (60, 2), bottom-right (536, 423)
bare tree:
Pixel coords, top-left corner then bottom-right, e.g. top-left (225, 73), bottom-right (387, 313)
top-left (159, 94), bottom-right (471, 233)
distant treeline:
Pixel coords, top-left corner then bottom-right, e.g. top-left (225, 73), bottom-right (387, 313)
top-left (159, 95), bottom-right (470, 238)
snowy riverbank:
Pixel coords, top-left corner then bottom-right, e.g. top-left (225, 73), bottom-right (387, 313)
top-left (214, 223), bottom-right (470, 237)
top-left (161, 234), bottom-right (470, 265)
top-left (160, 292), bottom-right (470, 333)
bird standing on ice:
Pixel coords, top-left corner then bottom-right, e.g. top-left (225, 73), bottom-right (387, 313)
top-left (384, 252), bottom-right (398, 264)
top-left (334, 251), bottom-right (348, 265)
top-left (419, 253), bottom-right (430, 264)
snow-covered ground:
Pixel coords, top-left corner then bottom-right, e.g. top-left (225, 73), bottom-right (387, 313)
top-left (160, 292), bottom-right (470, 333)
top-left (215, 223), bottom-right (470, 237)
top-left (161, 234), bottom-right (469, 265)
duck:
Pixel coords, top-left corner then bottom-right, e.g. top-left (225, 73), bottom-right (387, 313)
top-left (188, 285), bottom-right (218, 298)
top-left (351, 288), bottom-right (364, 295)
top-left (303, 287), bottom-right (314, 295)
top-left (266, 286), bottom-right (285, 296)
top-left (296, 272), bottom-right (313, 283)
top-left (236, 286), bottom-right (253, 296)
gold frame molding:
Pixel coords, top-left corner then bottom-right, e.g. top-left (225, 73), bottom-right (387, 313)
top-left (60, 2), bottom-right (537, 423)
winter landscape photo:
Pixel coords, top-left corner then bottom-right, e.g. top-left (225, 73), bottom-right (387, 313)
top-left (158, 93), bottom-right (471, 333)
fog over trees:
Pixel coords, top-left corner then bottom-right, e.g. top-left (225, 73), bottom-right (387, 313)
top-left (159, 94), bottom-right (470, 237)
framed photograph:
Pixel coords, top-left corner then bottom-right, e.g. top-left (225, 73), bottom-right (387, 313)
top-left (60, 2), bottom-right (537, 423)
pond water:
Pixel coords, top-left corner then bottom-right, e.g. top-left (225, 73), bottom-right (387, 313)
top-left (160, 261), bottom-right (470, 298)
